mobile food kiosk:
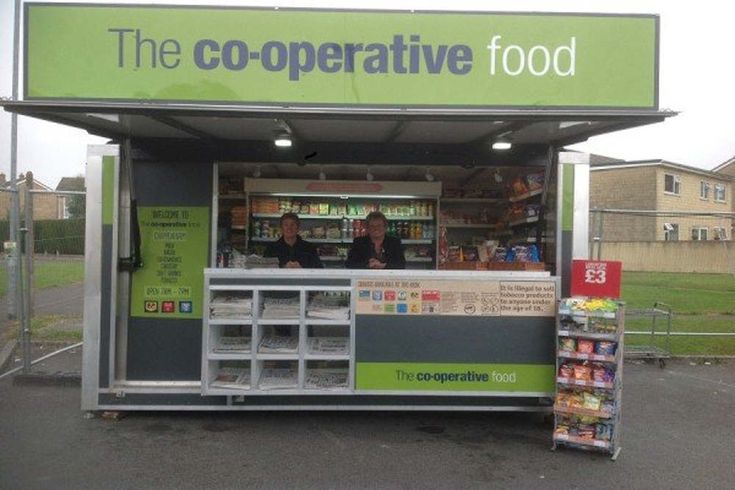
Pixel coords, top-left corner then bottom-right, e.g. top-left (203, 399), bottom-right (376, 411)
top-left (4, 3), bottom-right (671, 411)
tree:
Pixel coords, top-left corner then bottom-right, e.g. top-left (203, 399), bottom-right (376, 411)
top-left (66, 193), bottom-right (86, 219)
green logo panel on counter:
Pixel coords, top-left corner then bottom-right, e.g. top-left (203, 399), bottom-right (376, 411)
top-left (130, 206), bottom-right (210, 319)
top-left (356, 362), bottom-right (555, 392)
top-left (26, 5), bottom-right (656, 108)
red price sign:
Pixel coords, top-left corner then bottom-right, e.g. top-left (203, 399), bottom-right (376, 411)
top-left (570, 260), bottom-right (622, 298)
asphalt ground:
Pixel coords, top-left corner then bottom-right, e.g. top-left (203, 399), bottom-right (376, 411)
top-left (1, 351), bottom-right (734, 490)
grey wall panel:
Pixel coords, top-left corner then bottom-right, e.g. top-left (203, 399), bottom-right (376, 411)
top-left (356, 315), bottom-right (555, 364)
top-left (126, 318), bottom-right (202, 380)
top-left (134, 161), bottom-right (212, 206)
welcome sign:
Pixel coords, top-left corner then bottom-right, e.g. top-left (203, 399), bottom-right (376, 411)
top-left (25, 5), bottom-right (658, 108)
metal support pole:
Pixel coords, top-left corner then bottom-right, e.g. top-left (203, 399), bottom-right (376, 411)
top-left (8, 0), bottom-right (22, 322)
top-left (596, 210), bottom-right (604, 260)
top-left (19, 224), bottom-right (30, 374)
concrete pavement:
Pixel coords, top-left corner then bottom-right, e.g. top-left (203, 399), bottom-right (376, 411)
top-left (1, 353), bottom-right (734, 489)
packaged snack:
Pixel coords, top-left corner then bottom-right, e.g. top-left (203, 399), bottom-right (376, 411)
top-left (601, 400), bottom-right (615, 414)
top-left (595, 341), bottom-right (617, 356)
top-left (554, 425), bottom-right (570, 436)
top-left (560, 338), bottom-right (576, 352)
top-left (582, 392), bottom-right (602, 411)
top-left (595, 423), bottom-right (613, 441)
top-left (577, 424), bottom-right (596, 439)
top-left (525, 171), bottom-right (545, 191)
top-left (559, 363), bottom-right (574, 378)
top-left (592, 364), bottom-right (615, 383)
top-left (556, 392), bottom-right (571, 408)
top-left (573, 363), bottom-right (592, 381)
top-left (577, 339), bottom-right (595, 354)
top-left (569, 394), bottom-right (585, 408)
top-left (510, 176), bottom-right (529, 196)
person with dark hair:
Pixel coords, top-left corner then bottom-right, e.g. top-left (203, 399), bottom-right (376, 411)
top-left (264, 213), bottom-right (323, 268)
top-left (345, 211), bottom-right (405, 269)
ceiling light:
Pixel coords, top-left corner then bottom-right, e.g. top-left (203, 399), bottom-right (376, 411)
top-left (274, 131), bottom-right (292, 148)
top-left (366, 166), bottom-right (374, 181)
top-left (425, 167), bottom-right (435, 181)
top-left (252, 165), bottom-right (261, 178)
top-left (492, 140), bottom-right (512, 151)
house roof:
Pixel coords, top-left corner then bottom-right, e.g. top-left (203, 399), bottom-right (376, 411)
top-left (590, 159), bottom-right (735, 181)
top-left (56, 176), bottom-right (85, 192)
top-left (0, 174), bottom-right (53, 191)
top-left (712, 155), bottom-right (735, 175)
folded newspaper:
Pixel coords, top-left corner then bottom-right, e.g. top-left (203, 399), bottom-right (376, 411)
top-left (259, 335), bottom-right (299, 353)
top-left (210, 367), bottom-right (251, 389)
top-left (259, 368), bottom-right (298, 390)
top-left (307, 337), bottom-right (349, 355)
top-left (210, 295), bottom-right (253, 319)
top-left (306, 293), bottom-right (350, 320)
top-left (213, 336), bottom-right (252, 353)
top-left (305, 369), bottom-right (349, 390)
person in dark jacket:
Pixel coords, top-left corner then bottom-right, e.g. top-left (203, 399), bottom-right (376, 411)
top-left (346, 211), bottom-right (405, 269)
top-left (264, 213), bottom-right (323, 268)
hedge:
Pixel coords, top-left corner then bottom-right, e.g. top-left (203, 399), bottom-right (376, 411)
top-left (0, 219), bottom-right (85, 255)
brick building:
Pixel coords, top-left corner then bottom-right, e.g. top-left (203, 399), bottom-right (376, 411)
top-left (0, 172), bottom-right (62, 221)
top-left (590, 159), bottom-right (733, 241)
top-left (713, 156), bottom-right (735, 220)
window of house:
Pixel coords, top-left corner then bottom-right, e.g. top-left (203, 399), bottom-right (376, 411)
top-left (714, 184), bottom-right (727, 202)
top-left (713, 227), bottom-right (728, 240)
top-left (691, 227), bottom-right (708, 241)
top-left (663, 223), bottom-right (679, 241)
top-left (700, 181), bottom-right (710, 200)
top-left (664, 174), bottom-right (681, 195)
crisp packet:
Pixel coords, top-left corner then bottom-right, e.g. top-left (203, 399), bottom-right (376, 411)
top-left (573, 363), bottom-right (592, 381)
top-left (577, 339), bottom-right (595, 354)
top-left (595, 341), bottom-right (617, 356)
top-left (560, 338), bottom-right (577, 352)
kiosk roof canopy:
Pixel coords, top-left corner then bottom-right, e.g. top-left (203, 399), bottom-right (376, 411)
top-left (3, 100), bottom-right (672, 149)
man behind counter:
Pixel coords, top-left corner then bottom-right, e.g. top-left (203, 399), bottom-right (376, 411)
top-left (346, 211), bottom-right (406, 269)
top-left (264, 213), bottom-right (324, 268)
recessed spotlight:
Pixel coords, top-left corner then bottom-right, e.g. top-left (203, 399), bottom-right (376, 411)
top-left (492, 141), bottom-right (512, 151)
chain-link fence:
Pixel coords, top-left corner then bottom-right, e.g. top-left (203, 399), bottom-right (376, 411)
top-left (0, 182), bottom-right (85, 376)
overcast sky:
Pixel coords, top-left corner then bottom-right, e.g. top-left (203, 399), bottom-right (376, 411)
top-left (1, 0), bottom-right (734, 188)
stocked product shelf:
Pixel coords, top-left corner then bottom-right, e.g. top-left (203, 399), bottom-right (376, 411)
top-left (508, 188), bottom-right (543, 202)
top-left (558, 330), bottom-right (618, 341)
top-left (557, 350), bottom-right (616, 363)
top-left (442, 223), bottom-right (498, 229)
top-left (553, 405), bottom-right (614, 419)
top-left (508, 216), bottom-right (540, 227)
top-left (556, 377), bottom-right (615, 390)
top-left (553, 434), bottom-right (611, 450)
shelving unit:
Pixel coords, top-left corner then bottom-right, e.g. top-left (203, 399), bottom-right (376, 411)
top-left (202, 277), bottom-right (354, 395)
top-left (211, 178), bottom-right (443, 269)
top-left (552, 299), bottom-right (624, 460)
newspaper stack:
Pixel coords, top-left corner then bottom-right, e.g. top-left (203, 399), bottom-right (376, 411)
top-left (304, 369), bottom-right (349, 390)
top-left (258, 367), bottom-right (298, 390)
top-left (307, 337), bottom-right (349, 356)
top-left (213, 336), bottom-right (252, 353)
top-left (259, 335), bottom-right (299, 353)
top-left (228, 251), bottom-right (279, 269)
top-left (261, 296), bottom-right (300, 319)
top-left (210, 367), bottom-right (251, 389)
top-left (306, 293), bottom-right (350, 321)
top-left (210, 295), bottom-right (253, 319)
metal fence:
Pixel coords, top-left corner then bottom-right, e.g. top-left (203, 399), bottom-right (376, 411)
top-left (0, 185), bottom-right (85, 377)
top-left (589, 208), bottom-right (735, 357)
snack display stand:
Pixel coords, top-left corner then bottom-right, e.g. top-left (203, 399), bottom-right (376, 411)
top-left (1, 4), bottom-right (670, 413)
top-left (552, 298), bottom-right (624, 460)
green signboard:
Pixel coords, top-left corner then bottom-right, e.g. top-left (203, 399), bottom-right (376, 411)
top-left (356, 362), bottom-right (555, 392)
top-left (130, 206), bottom-right (210, 319)
top-left (25, 5), bottom-right (658, 108)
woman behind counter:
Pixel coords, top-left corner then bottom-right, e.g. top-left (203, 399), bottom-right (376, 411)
top-left (346, 211), bottom-right (405, 269)
top-left (264, 213), bottom-right (324, 268)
